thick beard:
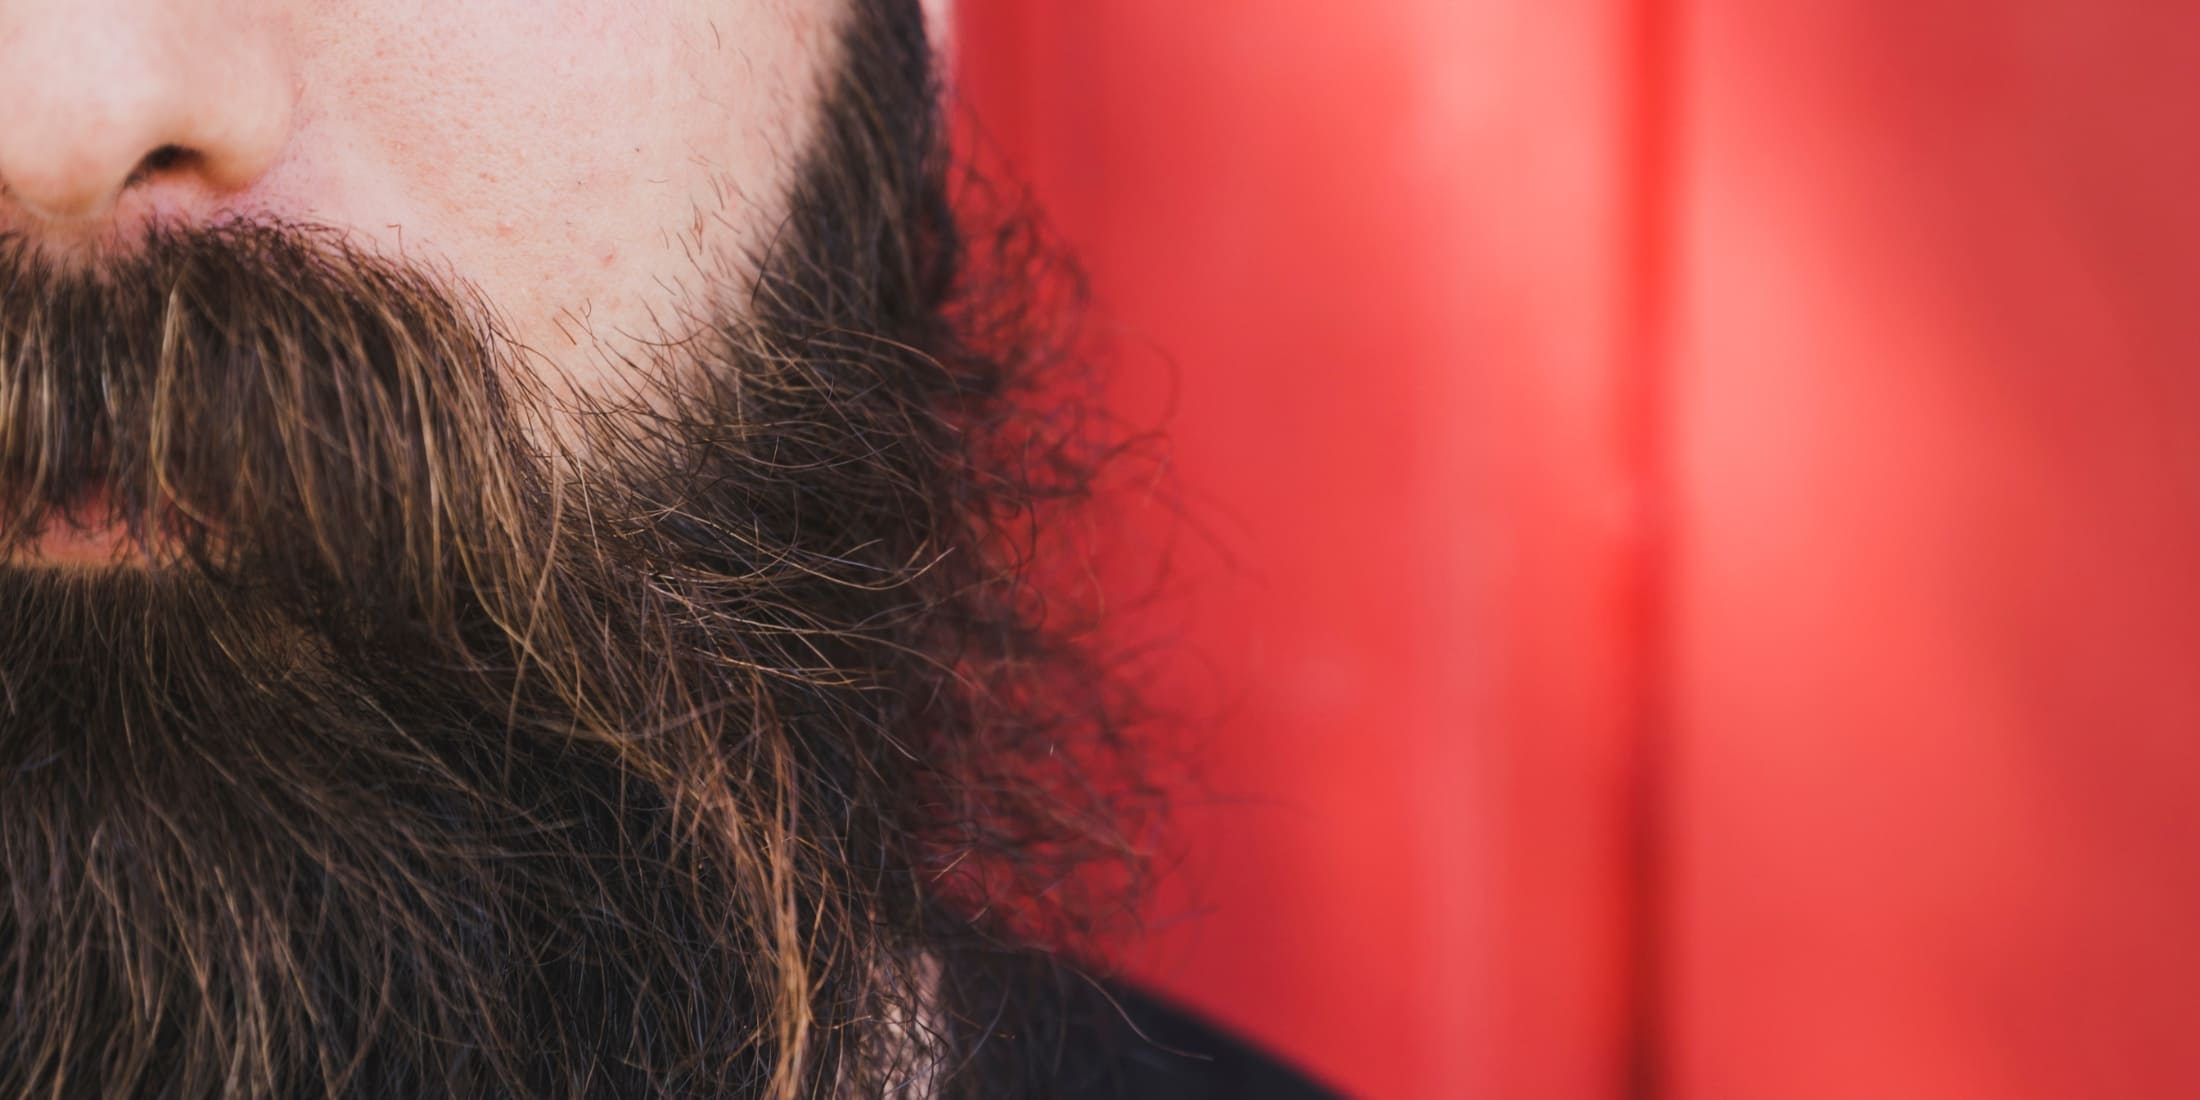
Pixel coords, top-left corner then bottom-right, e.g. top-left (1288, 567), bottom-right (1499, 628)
top-left (0, 2), bottom-right (1150, 1097)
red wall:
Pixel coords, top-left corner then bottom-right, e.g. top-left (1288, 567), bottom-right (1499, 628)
top-left (1670, 3), bottom-right (2200, 1097)
top-left (957, 3), bottom-right (2200, 1098)
top-left (955, 4), bottom-right (1629, 1096)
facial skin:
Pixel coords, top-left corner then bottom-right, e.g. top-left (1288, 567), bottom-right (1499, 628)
top-left (0, 0), bottom-right (832, 438)
top-left (0, 1), bottom-right (1146, 1096)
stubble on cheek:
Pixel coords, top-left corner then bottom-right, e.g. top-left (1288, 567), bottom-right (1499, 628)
top-left (274, 0), bottom-right (841, 411)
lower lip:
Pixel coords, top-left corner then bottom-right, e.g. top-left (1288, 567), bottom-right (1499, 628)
top-left (8, 493), bottom-right (152, 567)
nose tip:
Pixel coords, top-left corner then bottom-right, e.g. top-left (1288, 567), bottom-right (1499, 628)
top-left (0, 7), bottom-right (294, 228)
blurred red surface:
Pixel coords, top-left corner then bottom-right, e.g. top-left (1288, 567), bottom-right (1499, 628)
top-left (956, 4), bottom-right (1630, 1096)
top-left (957, 2), bottom-right (2200, 1098)
top-left (1670, 2), bottom-right (2200, 1097)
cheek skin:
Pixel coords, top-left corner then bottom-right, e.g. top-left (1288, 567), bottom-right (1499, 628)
top-left (261, 0), bottom-right (839, 396)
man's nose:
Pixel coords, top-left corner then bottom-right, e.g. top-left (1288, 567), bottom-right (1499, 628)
top-left (0, 0), bottom-right (293, 226)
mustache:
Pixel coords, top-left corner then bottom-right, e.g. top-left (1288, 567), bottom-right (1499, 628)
top-left (0, 222), bottom-right (544, 605)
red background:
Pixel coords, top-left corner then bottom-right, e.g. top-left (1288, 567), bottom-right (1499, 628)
top-left (956, 3), bottom-right (2200, 1098)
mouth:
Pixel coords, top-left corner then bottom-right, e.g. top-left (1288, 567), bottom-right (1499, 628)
top-left (6, 487), bottom-right (160, 568)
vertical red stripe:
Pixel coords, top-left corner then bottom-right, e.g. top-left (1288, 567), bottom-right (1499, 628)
top-left (1621, 0), bottom-right (1678, 1095)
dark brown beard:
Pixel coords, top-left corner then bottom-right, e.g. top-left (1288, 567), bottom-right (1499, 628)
top-left (0, 3), bottom-right (1151, 1096)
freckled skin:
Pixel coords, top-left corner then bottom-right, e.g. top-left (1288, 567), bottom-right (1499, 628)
top-left (0, 0), bottom-right (842, 397)
top-left (288, 0), bottom-right (839, 393)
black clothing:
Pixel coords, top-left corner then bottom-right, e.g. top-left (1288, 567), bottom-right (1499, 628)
top-left (1064, 984), bottom-right (1343, 1100)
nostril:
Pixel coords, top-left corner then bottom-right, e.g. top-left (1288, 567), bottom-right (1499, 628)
top-left (123, 144), bottom-right (202, 190)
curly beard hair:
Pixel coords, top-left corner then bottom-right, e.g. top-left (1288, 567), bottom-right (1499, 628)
top-left (0, 2), bottom-right (1153, 1096)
